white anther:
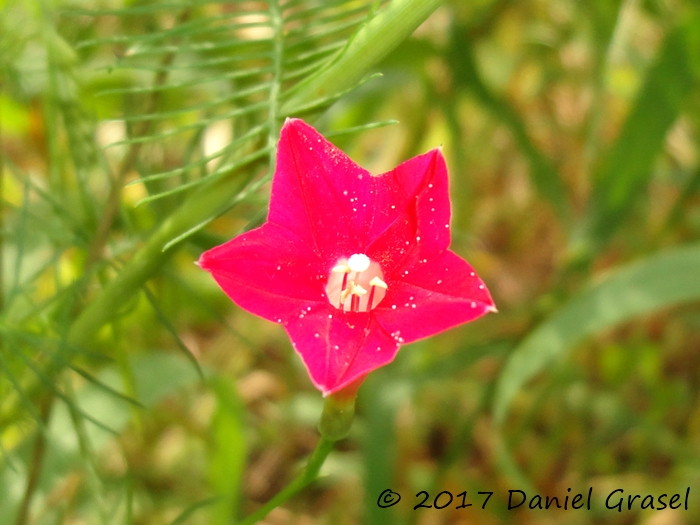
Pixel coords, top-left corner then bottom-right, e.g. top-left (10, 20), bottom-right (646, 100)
top-left (348, 253), bottom-right (370, 273)
top-left (339, 281), bottom-right (368, 304)
top-left (353, 284), bottom-right (367, 296)
top-left (332, 264), bottom-right (351, 274)
top-left (369, 276), bottom-right (388, 289)
top-left (339, 283), bottom-right (354, 304)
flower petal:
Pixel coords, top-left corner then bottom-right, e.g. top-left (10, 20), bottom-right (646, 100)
top-left (283, 304), bottom-right (400, 395)
top-left (367, 148), bottom-right (451, 280)
top-left (198, 222), bottom-right (327, 322)
top-left (373, 250), bottom-right (495, 343)
top-left (268, 119), bottom-right (374, 261)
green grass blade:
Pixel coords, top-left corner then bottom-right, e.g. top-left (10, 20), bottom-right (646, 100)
top-left (493, 241), bottom-right (700, 427)
top-left (449, 26), bottom-right (570, 220)
top-left (579, 28), bottom-right (695, 256)
top-left (208, 378), bottom-right (246, 524)
top-left (168, 497), bottom-right (220, 525)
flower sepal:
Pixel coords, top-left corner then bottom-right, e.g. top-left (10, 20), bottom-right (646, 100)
top-left (318, 376), bottom-right (364, 440)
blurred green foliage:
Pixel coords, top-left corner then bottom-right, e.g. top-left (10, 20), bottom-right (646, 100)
top-left (2, 0), bottom-right (700, 524)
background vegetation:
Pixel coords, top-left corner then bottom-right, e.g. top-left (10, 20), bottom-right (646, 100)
top-left (2, 0), bottom-right (700, 523)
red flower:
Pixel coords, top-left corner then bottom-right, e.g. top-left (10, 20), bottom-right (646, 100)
top-left (199, 119), bottom-right (495, 395)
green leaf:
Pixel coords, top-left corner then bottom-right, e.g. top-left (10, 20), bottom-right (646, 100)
top-left (493, 242), bottom-right (700, 427)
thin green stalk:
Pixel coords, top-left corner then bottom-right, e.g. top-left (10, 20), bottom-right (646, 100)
top-left (237, 437), bottom-right (336, 525)
top-left (14, 396), bottom-right (53, 525)
top-left (0, 88), bottom-right (4, 318)
top-left (237, 391), bottom-right (356, 523)
top-left (63, 377), bottom-right (110, 524)
top-left (84, 9), bottom-right (192, 272)
top-left (267, 0), bottom-right (283, 161)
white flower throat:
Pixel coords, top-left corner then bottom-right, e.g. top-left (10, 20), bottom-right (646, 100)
top-left (325, 253), bottom-right (387, 312)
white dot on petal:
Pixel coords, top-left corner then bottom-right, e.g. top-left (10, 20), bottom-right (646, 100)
top-left (392, 305), bottom-right (397, 309)
top-left (471, 301), bottom-right (477, 308)
top-left (479, 284), bottom-right (485, 289)
top-left (470, 272), bottom-right (475, 277)
top-left (343, 190), bottom-right (348, 196)
top-left (437, 280), bottom-right (442, 284)
top-left (411, 304), bottom-right (416, 308)
top-left (314, 333), bottom-right (320, 338)
top-left (428, 183), bottom-right (433, 188)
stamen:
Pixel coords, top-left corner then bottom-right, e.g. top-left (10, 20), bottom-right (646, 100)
top-left (367, 276), bottom-right (388, 310)
top-left (353, 284), bottom-right (367, 296)
top-left (331, 264), bottom-right (351, 274)
top-left (351, 285), bottom-right (367, 313)
top-left (325, 254), bottom-right (385, 312)
top-left (332, 264), bottom-right (351, 309)
top-left (369, 276), bottom-right (388, 289)
top-left (340, 274), bottom-right (348, 309)
top-left (339, 281), bottom-right (355, 305)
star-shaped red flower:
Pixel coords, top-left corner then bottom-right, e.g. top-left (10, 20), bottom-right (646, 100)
top-left (199, 119), bottom-right (495, 395)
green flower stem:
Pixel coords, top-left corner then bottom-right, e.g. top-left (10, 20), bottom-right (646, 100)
top-left (238, 390), bottom-right (358, 523)
top-left (238, 436), bottom-right (336, 525)
top-left (67, 0), bottom-right (443, 350)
